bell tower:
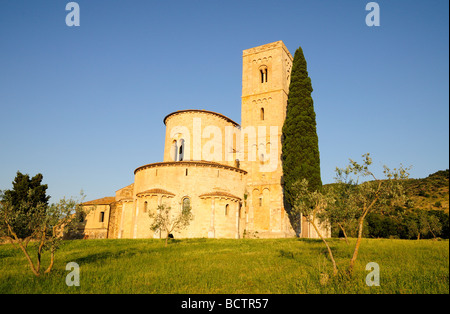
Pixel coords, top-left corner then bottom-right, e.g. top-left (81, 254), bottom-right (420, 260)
top-left (240, 41), bottom-right (294, 236)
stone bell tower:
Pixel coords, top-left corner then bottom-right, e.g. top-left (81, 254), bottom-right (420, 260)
top-left (240, 41), bottom-right (294, 237)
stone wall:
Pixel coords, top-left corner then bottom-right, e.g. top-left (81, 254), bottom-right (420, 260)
top-left (125, 161), bottom-right (247, 239)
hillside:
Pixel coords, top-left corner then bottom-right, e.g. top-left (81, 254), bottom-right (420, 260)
top-left (323, 170), bottom-right (449, 239)
top-left (403, 170), bottom-right (449, 213)
top-left (324, 170), bottom-right (449, 212)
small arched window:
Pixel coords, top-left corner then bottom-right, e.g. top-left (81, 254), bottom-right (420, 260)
top-left (182, 197), bottom-right (190, 212)
top-left (143, 201), bottom-right (148, 213)
top-left (260, 107), bottom-right (264, 120)
top-left (260, 66), bottom-right (268, 83)
top-left (178, 139), bottom-right (185, 161)
top-left (225, 204), bottom-right (229, 216)
top-left (172, 140), bottom-right (178, 161)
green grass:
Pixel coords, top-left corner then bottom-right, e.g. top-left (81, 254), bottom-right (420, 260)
top-left (0, 238), bottom-right (448, 294)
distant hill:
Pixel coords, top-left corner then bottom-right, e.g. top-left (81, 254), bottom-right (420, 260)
top-left (323, 169), bottom-right (449, 239)
top-left (403, 170), bottom-right (449, 213)
top-left (324, 170), bottom-right (449, 213)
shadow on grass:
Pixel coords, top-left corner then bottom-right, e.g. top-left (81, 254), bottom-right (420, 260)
top-left (278, 249), bottom-right (295, 259)
top-left (0, 248), bottom-right (17, 259)
top-left (295, 238), bottom-right (323, 244)
top-left (74, 249), bottom-right (139, 264)
top-left (279, 238), bottom-right (353, 267)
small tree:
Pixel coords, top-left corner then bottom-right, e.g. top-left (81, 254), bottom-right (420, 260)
top-left (43, 197), bottom-right (85, 273)
top-left (334, 153), bottom-right (410, 274)
top-left (0, 196), bottom-right (84, 276)
top-left (149, 204), bottom-right (193, 247)
top-left (426, 214), bottom-right (443, 240)
top-left (0, 199), bottom-right (47, 276)
top-left (0, 171), bottom-right (85, 276)
top-left (410, 210), bottom-right (443, 240)
top-left (290, 179), bottom-right (338, 275)
top-left (323, 183), bottom-right (359, 244)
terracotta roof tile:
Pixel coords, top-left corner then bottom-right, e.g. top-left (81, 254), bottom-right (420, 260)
top-left (82, 197), bottom-right (116, 205)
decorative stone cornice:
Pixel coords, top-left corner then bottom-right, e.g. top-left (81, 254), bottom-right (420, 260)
top-left (136, 188), bottom-right (176, 197)
top-left (134, 160), bottom-right (247, 175)
top-left (163, 109), bottom-right (240, 127)
top-left (199, 191), bottom-right (241, 201)
top-left (117, 198), bottom-right (134, 203)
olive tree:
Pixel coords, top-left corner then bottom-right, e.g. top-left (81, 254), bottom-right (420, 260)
top-left (289, 179), bottom-right (338, 275)
top-left (0, 171), bottom-right (85, 276)
top-left (149, 203), bottom-right (193, 247)
top-left (334, 153), bottom-right (410, 273)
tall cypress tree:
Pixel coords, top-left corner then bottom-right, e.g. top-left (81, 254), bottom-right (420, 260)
top-left (282, 46), bottom-right (322, 205)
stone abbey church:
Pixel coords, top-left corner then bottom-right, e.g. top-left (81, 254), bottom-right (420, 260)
top-left (81, 41), bottom-right (328, 240)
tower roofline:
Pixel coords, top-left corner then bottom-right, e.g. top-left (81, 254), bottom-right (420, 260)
top-left (242, 40), bottom-right (293, 60)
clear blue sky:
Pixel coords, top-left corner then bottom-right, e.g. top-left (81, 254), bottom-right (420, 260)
top-left (0, 0), bottom-right (448, 203)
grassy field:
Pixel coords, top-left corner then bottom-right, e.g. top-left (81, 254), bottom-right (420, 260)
top-left (0, 238), bottom-right (448, 294)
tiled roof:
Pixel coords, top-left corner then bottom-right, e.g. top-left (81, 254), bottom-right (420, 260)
top-left (82, 197), bottom-right (116, 205)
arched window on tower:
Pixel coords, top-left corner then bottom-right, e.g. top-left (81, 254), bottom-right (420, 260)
top-left (260, 66), bottom-right (268, 83)
top-left (178, 139), bottom-right (185, 161)
top-left (172, 140), bottom-right (178, 161)
top-left (260, 107), bottom-right (264, 120)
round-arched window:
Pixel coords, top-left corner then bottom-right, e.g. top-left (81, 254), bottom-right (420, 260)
top-left (259, 66), bottom-right (268, 83)
top-left (182, 197), bottom-right (190, 212)
top-left (171, 140), bottom-right (178, 161)
top-left (178, 139), bottom-right (185, 161)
